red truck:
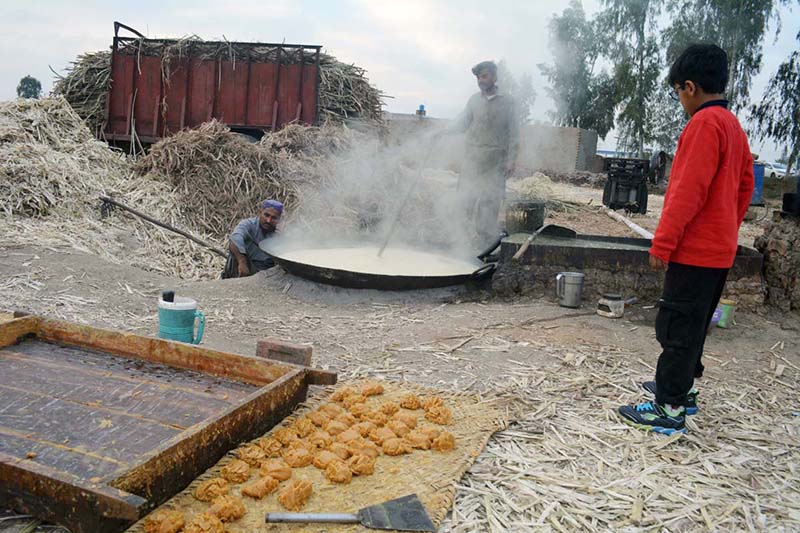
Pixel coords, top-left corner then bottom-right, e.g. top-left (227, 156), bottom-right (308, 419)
top-left (105, 22), bottom-right (321, 143)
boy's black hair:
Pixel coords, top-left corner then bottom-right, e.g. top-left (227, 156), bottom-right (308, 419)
top-left (668, 44), bottom-right (729, 93)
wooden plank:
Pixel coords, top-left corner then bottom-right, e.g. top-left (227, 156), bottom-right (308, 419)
top-left (0, 354), bottom-right (234, 425)
top-left (186, 59), bottom-right (215, 127)
top-left (246, 62), bottom-right (278, 126)
top-left (216, 60), bottom-right (248, 124)
top-left (112, 369), bottom-right (309, 503)
top-left (0, 451), bottom-right (146, 533)
top-left (14, 338), bottom-right (255, 394)
top-left (0, 315), bottom-right (39, 348)
top-left (0, 386), bottom-right (180, 467)
top-left (7, 338), bottom-right (253, 397)
top-left (301, 63), bottom-right (318, 124)
top-left (106, 53), bottom-right (136, 136)
top-left (162, 58), bottom-right (189, 135)
top-left (36, 318), bottom-right (291, 385)
top-left (0, 317), bottom-right (335, 391)
top-left (132, 56), bottom-right (162, 139)
top-left (305, 368), bottom-right (338, 386)
top-left (277, 63), bottom-right (302, 126)
top-left (0, 430), bottom-right (126, 480)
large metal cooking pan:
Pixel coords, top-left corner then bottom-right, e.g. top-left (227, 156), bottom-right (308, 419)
top-left (260, 240), bottom-right (494, 290)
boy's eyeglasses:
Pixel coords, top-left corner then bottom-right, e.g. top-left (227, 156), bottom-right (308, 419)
top-left (669, 84), bottom-right (685, 102)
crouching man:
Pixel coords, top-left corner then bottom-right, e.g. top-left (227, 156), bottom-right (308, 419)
top-left (222, 199), bottom-right (283, 278)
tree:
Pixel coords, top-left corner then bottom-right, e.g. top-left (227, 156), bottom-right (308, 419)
top-left (663, 0), bottom-right (785, 112)
top-left (497, 60), bottom-right (537, 124)
top-left (539, 0), bottom-right (616, 138)
top-left (648, 85), bottom-right (687, 154)
top-left (16, 75), bottom-right (42, 99)
top-left (749, 30), bottom-right (800, 176)
top-left (776, 147), bottom-right (790, 165)
top-left (596, 0), bottom-right (664, 157)
top-left (581, 73), bottom-right (619, 139)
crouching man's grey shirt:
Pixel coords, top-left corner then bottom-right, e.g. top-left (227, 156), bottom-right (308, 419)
top-left (230, 217), bottom-right (275, 270)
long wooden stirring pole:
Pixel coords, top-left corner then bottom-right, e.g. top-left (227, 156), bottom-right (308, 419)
top-left (377, 143), bottom-right (437, 257)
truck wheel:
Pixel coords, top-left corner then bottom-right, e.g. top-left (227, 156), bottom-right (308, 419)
top-left (637, 182), bottom-right (648, 214)
top-left (233, 132), bottom-right (259, 144)
top-left (602, 180), bottom-right (613, 207)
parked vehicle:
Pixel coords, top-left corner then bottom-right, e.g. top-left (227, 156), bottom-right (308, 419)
top-left (764, 162), bottom-right (790, 180)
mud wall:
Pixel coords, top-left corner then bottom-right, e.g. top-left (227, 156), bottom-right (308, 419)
top-left (516, 125), bottom-right (598, 174)
top-left (755, 214), bottom-right (800, 312)
top-left (493, 262), bottom-right (765, 311)
top-left (383, 115), bottom-right (598, 175)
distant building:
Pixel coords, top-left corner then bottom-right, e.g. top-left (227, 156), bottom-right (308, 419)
top-left (596, 149), bottom-right (638, 159)
top-left (516, 125), bottom-right (598, 173)
top-left (382, 110), bottom-right (599, 173)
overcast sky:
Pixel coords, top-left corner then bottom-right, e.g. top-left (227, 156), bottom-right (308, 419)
top-left (0, 0), bottom-right (797, 160)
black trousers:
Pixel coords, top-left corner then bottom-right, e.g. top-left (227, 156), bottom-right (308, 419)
top-left (654, 262), bottom-right (729, 406)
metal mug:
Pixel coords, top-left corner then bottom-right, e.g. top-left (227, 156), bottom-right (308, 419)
top-left (556, 272), bottom-right (585, 308)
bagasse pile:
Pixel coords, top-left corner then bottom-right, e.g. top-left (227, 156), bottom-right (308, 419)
top-left (545, 170), bottom-right (607, 189)
top-left (134, 121), bottom-right (357, 235)
top-left (52, 44), bottom-right (384, 135)
top-left (0, 96), bottom-right (365, 279)
top-left (0, 96), bottom-right (126, 218)
top-left (318, 54), bottom-right (384, 124)
top-left (0, 97), bottom-right (225, 279)
top-left (51, 51), bottom-right (110, 137)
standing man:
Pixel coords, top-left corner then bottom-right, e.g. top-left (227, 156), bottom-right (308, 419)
top-left (223, 199), bottom-right (283, 278)
top-left (447, 60), bottom-right (520, 247)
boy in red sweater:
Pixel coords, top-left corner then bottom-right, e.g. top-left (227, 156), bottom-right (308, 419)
top-left (618, 44), bottom-right (754, 435)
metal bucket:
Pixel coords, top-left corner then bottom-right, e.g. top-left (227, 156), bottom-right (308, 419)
top-left (556, 272), bottom-right (585, 308)
top-left (505, 200), bottom-right (546, 234)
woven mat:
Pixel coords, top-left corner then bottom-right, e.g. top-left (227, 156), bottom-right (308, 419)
top-left (127, 380), bottom-right (507, 532)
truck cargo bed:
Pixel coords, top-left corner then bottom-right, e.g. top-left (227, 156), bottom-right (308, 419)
top-left (105, 22), bottom-right (321, 143)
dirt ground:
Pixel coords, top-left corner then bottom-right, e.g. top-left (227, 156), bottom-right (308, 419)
top-left (2, 241), bottom-right (796, 389)
top-left (539, 182), bottom-right (770, 248)
top-left (1, 184), bottom-right (798, 532)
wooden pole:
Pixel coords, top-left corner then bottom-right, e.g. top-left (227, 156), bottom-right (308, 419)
top-left (605, 209), bottom-right (654, 240)
top-left (99, 195), bottom-right (227, 257)
top-left (377, 142), bottom-right (436, 257)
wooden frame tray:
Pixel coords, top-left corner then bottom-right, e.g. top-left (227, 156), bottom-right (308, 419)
top-left (0, 315), bottom-right (335, 532)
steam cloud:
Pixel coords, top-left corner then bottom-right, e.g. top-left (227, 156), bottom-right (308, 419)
top-left (274, 125), bottom-right (480, 261)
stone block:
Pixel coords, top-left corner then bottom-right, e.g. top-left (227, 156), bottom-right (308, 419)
top-left (256, 338), bottom-right (313, 367)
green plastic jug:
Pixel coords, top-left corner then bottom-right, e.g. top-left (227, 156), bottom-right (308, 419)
top-left (158, 296), bottom-right (205, 344)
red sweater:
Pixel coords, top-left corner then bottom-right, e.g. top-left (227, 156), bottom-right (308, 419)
top-left (650, 103), bottom-right (754, 268)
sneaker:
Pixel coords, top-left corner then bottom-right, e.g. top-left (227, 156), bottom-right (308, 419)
top-left (618, 401), bottom-right (687, 435)
top-left (642, 381), bottom-right (698, 415)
